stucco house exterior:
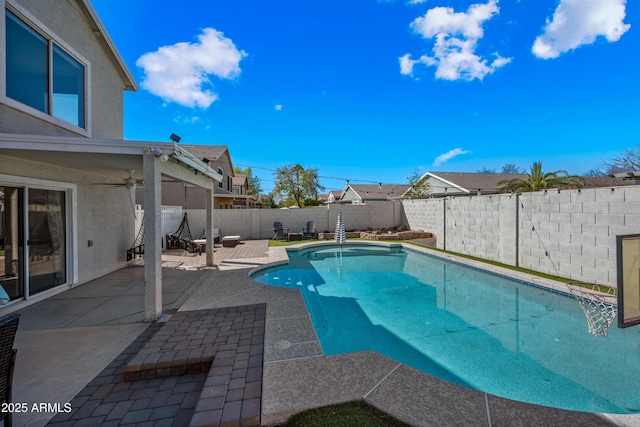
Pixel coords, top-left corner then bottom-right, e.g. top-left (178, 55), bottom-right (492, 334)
top-left (0, 0), bottom-right (220, 320)
top-left (232, 174), bottom-right (259, 208)
top-left (323, 190), bottom-right (341, 204)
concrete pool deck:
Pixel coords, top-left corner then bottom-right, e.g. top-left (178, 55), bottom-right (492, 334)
top-left (10, 239), bottom-right (640, 426)
top-left (181, 242), bottom-right (636, 426)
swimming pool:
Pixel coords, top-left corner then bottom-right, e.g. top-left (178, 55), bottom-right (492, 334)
top-left (252, 243), bottom-right (640, 414)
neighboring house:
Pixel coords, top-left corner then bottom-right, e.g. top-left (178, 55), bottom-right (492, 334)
top-left (231, 174), bottom-right (259, 208)
top-left (0, 1), bottom-right (219, 321)
top-left (589, 174), bottom-right (637, 188)
top-left (411, 172), bottom-right (634, 198)
top-left (150, 144), bottom-right (238, 209)
top-left (324, 190), bottom-right (342, 204)
top-left (406, 172), bottom-right (528, 197)
top-left (340, 184), bottom-right (410, 204)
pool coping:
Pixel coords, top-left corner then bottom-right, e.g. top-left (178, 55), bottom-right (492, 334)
top-left (250, 240), bottom-right (637, 426)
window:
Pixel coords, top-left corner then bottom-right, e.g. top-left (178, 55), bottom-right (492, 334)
top-left (5, 9), bottom-right (85, 128)
top-left (218, 169), bottom-right (223, 189)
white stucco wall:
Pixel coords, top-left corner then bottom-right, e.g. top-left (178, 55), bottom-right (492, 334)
top-left (1, 154), bottom-right (134, 283)
top-left (403, 186), bottom-right (640, 287)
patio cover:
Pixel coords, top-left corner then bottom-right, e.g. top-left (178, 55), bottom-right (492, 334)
top-left (0, 133), bottom-right (222, 321)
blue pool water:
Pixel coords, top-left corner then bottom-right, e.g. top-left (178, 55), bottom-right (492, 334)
top-left (252, 244), bottom-right (640, 414)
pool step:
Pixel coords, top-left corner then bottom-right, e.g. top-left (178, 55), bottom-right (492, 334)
top-left (123, 306), bottom-right (266, 427)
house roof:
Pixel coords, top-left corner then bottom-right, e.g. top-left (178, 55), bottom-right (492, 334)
top-left (416, 172), bottom-right (633, 195)
top-left (178, 145), bottom-right (229, 162)
top-left (343, 184), bottom-right (410, 200)
top-left (178, 144), bottom-right (234, 173)
top-left (232, 174), bottom-right (247, 186)
top-left (583, 176), bottom-right (635, 188)
top-left (78, 0), bottom-right (137, 91)
top-left (423, 172), bottom-right (528, 194)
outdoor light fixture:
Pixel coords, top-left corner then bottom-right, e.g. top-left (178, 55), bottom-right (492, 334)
top-left (170, 133), bottom-right (181, 143)
top-left (154, 149), bottom-right (169, 162)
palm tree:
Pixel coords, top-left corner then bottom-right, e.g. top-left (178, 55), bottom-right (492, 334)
top-left (497, 161), bottom-right (585, 193)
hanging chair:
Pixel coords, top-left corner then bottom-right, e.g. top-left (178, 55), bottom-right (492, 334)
top-left (166, 212), bottom-right (201, 254)
top-left (126, 215), bottom-right (145, 261)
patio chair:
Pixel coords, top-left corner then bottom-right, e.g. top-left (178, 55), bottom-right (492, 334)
top-left (302, 221), bottom-right (318, 239)
top-left (166, 212), bottom-right (202, 255)
top-left (273, 222), bottom-right (289, 241)
top-left (0, 313), bottom-right (19, 427)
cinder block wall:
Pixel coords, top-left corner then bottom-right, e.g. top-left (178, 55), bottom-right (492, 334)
top-left (186, 201), bottom-right (402, 240)
top-left (403, 186), bottom-right (640, 287)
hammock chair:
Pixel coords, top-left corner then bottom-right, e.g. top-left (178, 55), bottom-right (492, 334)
top-left (166, 212), bottom-right (202, 255)
top-left (126, 215), bottom-right (145, 261)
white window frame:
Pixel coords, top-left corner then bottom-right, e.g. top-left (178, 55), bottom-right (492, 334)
top-left (0, 173), bottom-right (78, 300)
top-left (1, 2), bottom-right (92, 136)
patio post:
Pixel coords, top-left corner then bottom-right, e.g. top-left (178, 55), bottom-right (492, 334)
top-left (143, 153), bottom-right (163, 321)
top-left (205, 186), bottom-right (214, 266)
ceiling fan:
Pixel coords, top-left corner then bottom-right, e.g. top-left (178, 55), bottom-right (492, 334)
top-left (95, 170), bottom-right (143, 190)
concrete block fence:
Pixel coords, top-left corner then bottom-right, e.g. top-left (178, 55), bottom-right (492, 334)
top-left (158, 185), bottom-right (640, 287)
top-left (186, 200), bottom-right (403, 241)
top-left (403, 186), bottom-right (640, 287)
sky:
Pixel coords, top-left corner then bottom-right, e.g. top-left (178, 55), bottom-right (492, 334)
top-left (91, 0), bottom-right (639, 194)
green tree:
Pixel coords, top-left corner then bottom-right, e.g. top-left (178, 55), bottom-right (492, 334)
top-left (273, 164), bottom-right (325, 207)
top-left (497, 161), bottom-right (585, 193)
top-left (260, 192), bottom-right (278, 208)
top-left (404, 167), bottom-right (430, 199)
top-left (233, 166), bottom-right (262, 195)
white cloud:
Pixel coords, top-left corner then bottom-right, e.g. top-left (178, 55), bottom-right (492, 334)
top-left (136, 28), bottom-right (247, 109)
top-left (532, 0), bottom-right (630, 59)
top-left (407, 0), bottom-right (428, 4)
top-left (274, 104), bottom-right (283, 111)
top-left (433, 148), bottom-right (469, 166)
top-left (400, 0), bottom-right (511, 81)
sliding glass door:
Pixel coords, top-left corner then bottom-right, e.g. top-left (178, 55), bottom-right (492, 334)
top-left (27, 189), bottom-right (67, 295)
top-left (0, 185), bottom-right (68, 307)
top-left (0, 186), bottom-right (24, 305)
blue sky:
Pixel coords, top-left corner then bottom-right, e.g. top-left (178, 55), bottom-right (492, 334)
top-left (91, 0), bottom-right (638, 193)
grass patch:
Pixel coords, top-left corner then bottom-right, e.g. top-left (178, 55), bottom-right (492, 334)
top-left (402, 240), bottom-right (575, 284)
top-left (276, 400), bottom-right (411, 427)
top-left (268, 239), bottom-right (306, 247)
top-left (268, 238), bottom-right (336, 247)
